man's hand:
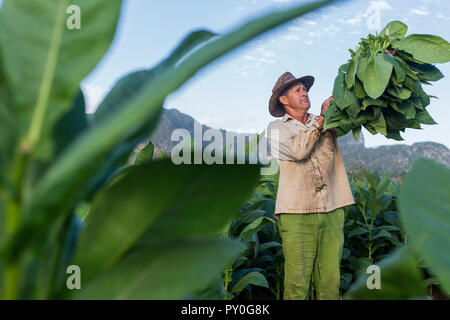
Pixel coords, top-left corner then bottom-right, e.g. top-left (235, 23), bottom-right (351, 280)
top-left (321, 96), bottom-right (334, 116)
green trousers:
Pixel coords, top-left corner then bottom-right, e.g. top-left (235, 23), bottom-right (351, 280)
top-left (279, 208), bottom-right (345, 300)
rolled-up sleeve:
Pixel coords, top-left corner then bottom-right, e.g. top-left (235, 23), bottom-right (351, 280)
top-left (268, 121), bottom-right (322, 161)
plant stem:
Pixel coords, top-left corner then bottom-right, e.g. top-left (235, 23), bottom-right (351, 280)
top-left (224, 264), bottom-right (233, 300)
top-left (47, 215), bottom-right (73, 299)
top-left (4, 145), bottom-right (31, 299)
top-left (5, 262), bottom-right (19, 300)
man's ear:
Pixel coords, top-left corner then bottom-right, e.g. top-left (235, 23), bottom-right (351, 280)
top-left (279, 95), bottom-right (287, 106)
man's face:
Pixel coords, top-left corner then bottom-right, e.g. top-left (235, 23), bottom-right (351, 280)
top-left (280, 82), bottom-right (310, 111)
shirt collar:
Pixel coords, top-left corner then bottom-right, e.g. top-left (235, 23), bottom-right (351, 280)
top-left (282, 112), bottom-right (315, 124)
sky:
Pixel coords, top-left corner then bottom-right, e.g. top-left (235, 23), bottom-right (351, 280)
top-left (82, 0), bottom-right (450, 149)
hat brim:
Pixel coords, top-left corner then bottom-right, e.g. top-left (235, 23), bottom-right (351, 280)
top-left (269, 75), bottom-right (314, 117)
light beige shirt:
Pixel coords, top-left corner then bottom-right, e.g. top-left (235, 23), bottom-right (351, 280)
top-left (267, 112), bottom-right (355, 219)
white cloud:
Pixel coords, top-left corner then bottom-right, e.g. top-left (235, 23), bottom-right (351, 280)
top-left (410, 7), bottom-right (429, 15)
top-left (260, 58), bottom-right (275, 64)
top-left (198, 117), bottom-right (227, 129)
top-left (298, 19), bottom-right (317, 26)
top-left (232, 44), bottom-right (276, 77)
top-left (305, 20), bottom-right (317, 25)
top-left (256, 47), bottom-right (276, 58)
top-left (367, 0), bottom-right (392, 11)
top-left (244, 54), bottom-right (275, 64)
top-left (234, 128), bottom-right (259, 134)
top-left (82, 83), bottom-right (108, 113)
top-left (346, 17), bottom-right (362, 25)
top-left (321, 25), bottom-right (341, 37)
top-left (244, 55), bottom-right (257, 61)
top-left (289, 26), bottom-right (302, 32)
top-left (232, 114), bottom-right (259, 122)
top-left (282, 34), bottom-right (299, 41)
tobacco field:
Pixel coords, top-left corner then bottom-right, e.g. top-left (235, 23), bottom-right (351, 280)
top-left (0, 0), bottom-right (448, 300)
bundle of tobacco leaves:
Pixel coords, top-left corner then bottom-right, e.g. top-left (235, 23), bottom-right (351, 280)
top-left (323, 20), bottom-right (450, 141)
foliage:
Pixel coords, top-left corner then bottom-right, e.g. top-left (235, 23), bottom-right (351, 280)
top-left (224, 176), bottom-right (283, 300)
top-left (219, 165), bottom-right (447, 300)
top-left (0, 0), bottom-right (337, 299)
top-left (345, 158), bottom-right (450, 299)
top-left (340, 170), bottom-right (404, 292)
top-left (323, 20), bottom-right (450, 141)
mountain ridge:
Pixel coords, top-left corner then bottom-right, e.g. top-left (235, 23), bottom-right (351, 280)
top-left (143, 107), bottom-right (450, 178)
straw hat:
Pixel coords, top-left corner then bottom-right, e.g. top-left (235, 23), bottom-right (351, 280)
top-left (268, 72), bottom-right (314, 117)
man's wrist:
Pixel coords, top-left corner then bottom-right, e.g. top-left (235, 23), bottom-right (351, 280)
top-left (314, 115), bottom-right (325, 130)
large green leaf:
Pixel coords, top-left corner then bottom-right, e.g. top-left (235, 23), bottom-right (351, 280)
top-left (363, 53), bottom-right (393, 99)
top-left (231, 271), bottom-right (269, 294)
top-left (367, 110), bottom-right (387, 136)
top-left (332, 64), bottom-right (358, 110)
top-left (410, 63), bottom-right (444, 82)
top-left (346, 56), bottom-right (358, 89)
top-left (384, 54), bottom-right (406, 83)
top-left (4, 0), bottom-right (337, 260)
top-left (53, 89), bottom-right (88, 159)
top-left (133, 140), bottom-right (155, 165)
top-left (354, 77), bottom-right (367, 98)
top-left (191, 275), bottom-right (226, 300)
top-left (84, 30), bottom-right (217, 201)
top-left (393, 34), bottom-right (450, 64)
top-left (394, 56), bottom-right (420, 81)
top-left (333, 63), bottom-right (349, 108)
top-left (397, 158), bottom-right (450, 294)
top-left (0, 46), bottom-right (16, 176)
top-left (376, 172), bottom-right (390, 199)
top-left (344, 245), bottom-right (426, 299)
top-left (352, 125), bottom-right (362, 141)
top-left (345, 100), bottom-right (360, 119)
top-left (387, 87), bottom-right (411, 100)
top-left (362, 97), bottom-right (384, 110)
top-left (380, 21), bottom-right (408, 39)
top-left (364, 170), bottom-right (378, 189)
top-left (415, 109), bottom-right (437, 124)
top-left (397, 101), bottom-right (416, 120)
top-left (72, 237), bottom-right (245, 299)
top-left (238, 217), bottom-right (276, 240)
top-left (74, 157), bottom-right (260, 281)
top-left (356, 56), bottom-right (369, 82)
top-left (0, 0), bottom-right (122, 160)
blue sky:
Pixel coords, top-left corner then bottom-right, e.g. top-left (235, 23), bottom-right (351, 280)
top-left (83, 0), bottom-right (450, 148)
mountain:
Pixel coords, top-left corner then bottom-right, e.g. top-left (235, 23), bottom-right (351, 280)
top-left (141, 107), bottom-right (450, 178)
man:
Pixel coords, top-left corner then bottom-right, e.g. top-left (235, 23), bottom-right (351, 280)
top-left (267, 72), bottom-right (355, 300)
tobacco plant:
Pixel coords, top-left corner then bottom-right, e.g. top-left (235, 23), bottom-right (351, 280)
top-left (345, 158), bottom-right (450, 299)
top-left (340, 170), bottom-right (404, 292)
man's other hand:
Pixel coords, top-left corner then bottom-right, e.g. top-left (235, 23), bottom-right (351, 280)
top-left (384, 48), bottom-right (398, 56)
